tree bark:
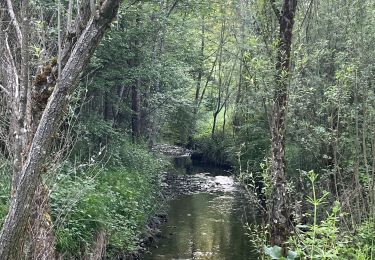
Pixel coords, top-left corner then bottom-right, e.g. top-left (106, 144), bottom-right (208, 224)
top-left (233, 0), bottom-right (246, 135)
top-left (26, 1), bottom-right (109, 258)
top-left (28, 184), bottom-right (55, 260)
top-left (0, 1), bottom-right (120, 258)
top-left (104, 92), bottom-right (115, 123)
top-left (269, 0), bottom-right (297, 250)
top-left (212, 17), bottom-right (225, 138)
top-left (131, 9), bottom-right (142, 141)
top-left (194, 17), bottom-right (205, 115)
top-left (86, 229), bottom-right (107, 260)
top-left (132, 79), bottom-right (141, 140)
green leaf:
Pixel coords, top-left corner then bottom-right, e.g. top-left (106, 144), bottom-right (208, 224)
top-left (264, 245), bottom-right (283, 259)
top-left (287, 250), bottom-right (299, 260)
top-left (264, 246), bottom-right (299, 260)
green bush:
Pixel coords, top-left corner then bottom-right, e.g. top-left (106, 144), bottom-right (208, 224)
top-left (164, 102), bottom-right (195, 145)
top-left (287, 171), bottom-right (375, 260)
top-left (194, 134), bottom-right (236, 166)
top-left (51, 140), bottom-right (166, 257)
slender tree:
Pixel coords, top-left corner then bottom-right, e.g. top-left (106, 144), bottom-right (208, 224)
top-left (269, 0), bottom-right (298, 249)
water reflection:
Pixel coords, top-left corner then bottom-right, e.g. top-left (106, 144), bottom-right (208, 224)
top-left (172, 156), bottom-right (232, 176)
top-left (172, 156), bottom-right (193, 175)
top-left (144, 192), bottom-right (258, 260)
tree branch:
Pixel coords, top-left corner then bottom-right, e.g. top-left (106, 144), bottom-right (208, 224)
top-left (270, 0), bottom-right (281, 20)
top-left (4, 35), bottom-right (19, 99)
top-left (300, 0), bottom-right (313, 28)
top-left (6, 0), bottom-right (22, 45)
top-left (166, 0), bottom-right (180, 18)
top-left (0, 84), bottom-right (9, 96)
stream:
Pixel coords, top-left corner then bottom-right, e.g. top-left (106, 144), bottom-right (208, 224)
top-left (144, 155), bottom-right (259, 260)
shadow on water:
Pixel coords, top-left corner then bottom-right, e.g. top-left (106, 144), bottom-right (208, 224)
top-left (172, 156), bottom-right (232, 176)
top-left (145, 159), bottom-right (259, 260)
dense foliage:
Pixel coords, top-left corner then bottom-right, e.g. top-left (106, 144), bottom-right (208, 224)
top-left (51, 139), bottom-right (165, 257)
top-left (1, 0), bottom-right (375, 258)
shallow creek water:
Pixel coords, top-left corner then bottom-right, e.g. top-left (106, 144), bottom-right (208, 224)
top-left (144, 159), bottom-right (259, 260)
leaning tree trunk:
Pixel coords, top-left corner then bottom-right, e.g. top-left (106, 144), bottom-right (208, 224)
top-left (0, 1), bottom-right (121, 259)
top-left (269, 0), bottom-right (297, 250)
top-left (28, 184), bottom-right (56, 260)
top-left (27, 1), bottom-right (117, 258)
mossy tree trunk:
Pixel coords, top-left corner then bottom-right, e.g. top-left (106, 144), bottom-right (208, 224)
top-left (269, 0), bottom-right (298, 250)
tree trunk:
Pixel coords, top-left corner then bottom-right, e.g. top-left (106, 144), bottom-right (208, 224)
top-left (212, 17), bottom-right (225, 138)
top-left (233, 1), bottom-right (245, 135)
top-left (0, 1), bottom-right (121, 258)
top-left (194, 17), bottom-right (205, 115)
top-left (28, 184), bottom-right (55, 260)
top-left (144, 25), bottom-right (159, 148)
top-left (212, 111), bottom-right (219, 138)
top-left (27, 2), bottom-right (108, 257)
top-left (222, 100), bottom-right (227, 135)
top-left (131, 10), bottom-right (142, 141)
top-left (269, 0), bottom-right (297, 250)
top-left (104, 92), bottom-right (114, 123)
top-left (85, 229), bottom-right (107, 260)
top-left (132, 81), bottom-right (141, 140)
top-left (113, 85), bottom-right (125, 127)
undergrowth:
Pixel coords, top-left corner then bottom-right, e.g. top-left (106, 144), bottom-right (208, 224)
top-left (242, 166), bottom-right (375, 259)
top-left (0, 138), bottom-right (167, 258)
top-left (51, 139), bottom-right (166, 257)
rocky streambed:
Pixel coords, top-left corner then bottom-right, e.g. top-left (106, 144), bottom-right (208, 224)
top-left (144, 146), bottom-right (258, 259)
top-left (126, 145), bottom-right (258, 260)
top-left (162, 172), bottom-right (239, 196)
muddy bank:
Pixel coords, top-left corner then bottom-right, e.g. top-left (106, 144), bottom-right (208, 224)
top-left (114, 213), bottom-right (167, 260)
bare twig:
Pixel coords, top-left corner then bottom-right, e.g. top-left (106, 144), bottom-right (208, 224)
top-left (166, 0), bottom-right (181, 18)
top-left (0, 84), bottom-right (9, 96)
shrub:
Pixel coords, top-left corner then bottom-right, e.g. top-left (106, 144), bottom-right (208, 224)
top-left (194, 134), bottom-right (236, 167)
top-left (287, 171), bottom-right (375, 260)
top-left (51, 140), bottom-right (166, 257)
